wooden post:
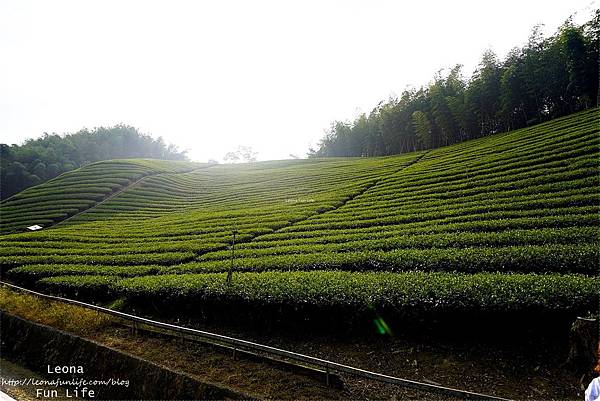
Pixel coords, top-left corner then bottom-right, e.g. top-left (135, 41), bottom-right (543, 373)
top-left (226, 230), bottom-right (237, 284)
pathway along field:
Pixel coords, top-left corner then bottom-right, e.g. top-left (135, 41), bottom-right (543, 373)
top-left (0, 108), bottom-right (598, 336)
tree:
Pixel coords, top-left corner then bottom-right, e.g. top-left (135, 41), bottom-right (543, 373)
top-left (429, 68), bottom-right (464, 146)
top-left (224, 146), bottom-right (258, 163)
top-left (466, 50), bottom-right (502, 136)
top-left (583, 9), bottom-right (600, 105)
top-left (223, 152), bottom-right (240, 163)
top-left (47, 163), bottom-right (61, 178)
top-left (32, 162), bottom-right (47, 180)
top-left (500, 48), bottom-right (528, 130)
top-left (558, 20), bottom-right (596, 110)
top-left (411, 111), bottom-right (432, 149)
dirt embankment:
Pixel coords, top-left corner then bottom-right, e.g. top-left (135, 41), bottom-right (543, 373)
top-left (1, 312), bottom-right (246, 400)
top-left (0, 286), bottom-right (588, 400)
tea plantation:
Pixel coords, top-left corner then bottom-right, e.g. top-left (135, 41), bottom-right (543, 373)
top-left (1, 109), bottom-right (598, 327)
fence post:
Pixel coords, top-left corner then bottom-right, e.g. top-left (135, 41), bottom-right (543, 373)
top-left (226, 229), bottom-right (238, 284)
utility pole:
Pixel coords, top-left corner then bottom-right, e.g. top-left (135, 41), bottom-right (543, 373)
top-left (227, 229), bottom-right (238, 284)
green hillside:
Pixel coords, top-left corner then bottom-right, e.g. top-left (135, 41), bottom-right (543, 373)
top-left (0, 159), bottom-right (203, 234)
top-left (1, 109), bottom-right (598, 327)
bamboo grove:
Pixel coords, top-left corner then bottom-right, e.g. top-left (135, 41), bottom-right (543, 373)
top-left (310, 13), bottom-right (599, 157)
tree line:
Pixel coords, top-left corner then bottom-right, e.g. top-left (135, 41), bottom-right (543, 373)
top-left (309, 13), bottom-right (599, 157)
top-left (1, 125), bottom-right (187, 200)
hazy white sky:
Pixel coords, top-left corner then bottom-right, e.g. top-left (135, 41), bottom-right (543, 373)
top-left (0, 0), bottom-right (597, 162)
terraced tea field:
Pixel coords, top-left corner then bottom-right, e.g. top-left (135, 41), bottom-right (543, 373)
top-left (0, 159), bottom-right (203, 234)
top-left (1, 109), bottom-right (598, 329)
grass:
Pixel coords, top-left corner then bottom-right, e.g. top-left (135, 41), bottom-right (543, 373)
top-left (0, 287), bottom-right (110, 335)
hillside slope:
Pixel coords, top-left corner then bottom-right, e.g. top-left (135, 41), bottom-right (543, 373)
top-left (0, 159), bottom-right (204, 234)
top-left (0, 109), bottom-right (598, 328)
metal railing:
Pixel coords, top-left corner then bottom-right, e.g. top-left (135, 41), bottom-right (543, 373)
top-left (0, 281), bottom-right (513, 401)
